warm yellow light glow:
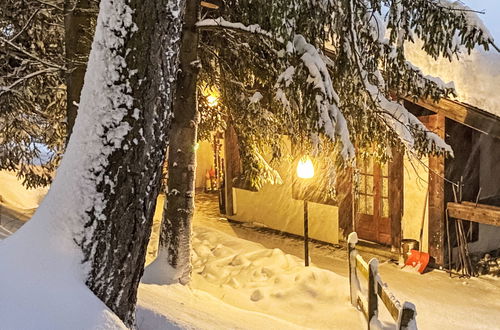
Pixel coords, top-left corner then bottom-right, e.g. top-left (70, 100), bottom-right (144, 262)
top-left (207, 94), bottom-right (218, 107)
top-left (193, 142), bottom-right (200, 151)
top-left (297, 156), bottom-right (314, 179)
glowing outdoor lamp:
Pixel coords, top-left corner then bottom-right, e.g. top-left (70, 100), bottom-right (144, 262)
top-left (297, 156), bottom-right (314, 179)
top-left (206, 94), bottom-right (218, 108)
top-left (296, 155), bottom-right (315, 267)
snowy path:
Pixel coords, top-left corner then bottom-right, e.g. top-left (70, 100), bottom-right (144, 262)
top-left (191, 193), bottom-right (500, 330)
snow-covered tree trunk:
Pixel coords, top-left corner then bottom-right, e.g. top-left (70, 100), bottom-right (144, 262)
top-left (75, 0), bottom-right (186, 326)
top-left (142, 0), bottom-right (199, 285)
top-left (5, 0), bottom-right (189, 326)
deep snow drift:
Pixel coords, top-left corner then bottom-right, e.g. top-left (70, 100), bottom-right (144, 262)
top-left (0, 174), bottom-right (126, 329)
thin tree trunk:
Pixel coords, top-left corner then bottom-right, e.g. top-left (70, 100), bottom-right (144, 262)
top-left (75, 0), bottom-right (186, 326)
top-left (64, 0), bottom-right (98, 139)
top-left (143, 0), bottom-right (200, 285)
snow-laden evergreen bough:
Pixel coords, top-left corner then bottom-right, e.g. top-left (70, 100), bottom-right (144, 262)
top-left (0, 0), bottom-right (186, 328)
top-left (0, 0), bottom-right (68, 188)
top-left (197, 0), bottom-right (497, 189)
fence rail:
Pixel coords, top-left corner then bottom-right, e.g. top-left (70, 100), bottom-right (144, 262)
top-left (348, 232), bottom-right (416, 330)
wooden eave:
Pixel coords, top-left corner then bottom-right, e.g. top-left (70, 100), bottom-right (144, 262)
top-left (407, 97), bottom-right (500, 139)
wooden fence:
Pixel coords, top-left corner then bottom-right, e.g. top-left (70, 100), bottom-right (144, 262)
top-left (348, 233), bottom-right (416, 330)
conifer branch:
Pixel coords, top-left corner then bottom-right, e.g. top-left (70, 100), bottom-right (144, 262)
top-left (0, 37), bottom-right (65, 70)
top-left (0, 68), bottom-right (58, 97)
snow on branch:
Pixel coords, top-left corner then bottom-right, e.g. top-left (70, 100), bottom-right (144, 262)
top-left (365, 75), bottom-right (452, 155)
top-left (284, 35), bottom-right (354, 159)
top-left (347, 1), bottom-right (452, 156)
top-left (436, 0), bottom-right (494, 42)
top-left (196, 17), bottom-right (283, 43)
top-left (197, 17), bottom-right (355, 159)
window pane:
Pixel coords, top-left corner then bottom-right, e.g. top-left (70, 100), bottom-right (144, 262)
top-left (367, 158), bottom-right (374, 173)
top-left (359, 195), bottom-right (366, 214)
top-left (359, 175), bottom-right (366, 193)
top-left (382, 198), bottom-right (389, 217)
top-left (366, 195), bottom-right (374, 215)
top-left (366, 175), bottom-right (374, 194)
top-left (382, 162), bottom-right (389, 177)
top-left (382, 177), bottom-right (389, 197)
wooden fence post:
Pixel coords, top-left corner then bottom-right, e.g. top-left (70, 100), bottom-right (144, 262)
top-left (368, 258), bottom-right (379, 329)
top-left (348, 232), bottom-right (358, 306)
top-left (398, 302), bottom-right (417, 330)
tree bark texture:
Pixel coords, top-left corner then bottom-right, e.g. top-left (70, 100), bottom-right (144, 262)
top-left (159, 0), bottom-right (200, 285)
top-left (79, 0), bottom-right (186, 327)
top-left (64, 0), bottom-right (99, 139)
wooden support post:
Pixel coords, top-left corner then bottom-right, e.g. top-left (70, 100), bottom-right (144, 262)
top-left (224, 126), bottom-right (239, 216)
top-left (304, 200), bottom-right (309, 267)
top-left (338, 167), bottom-right (354, 240)
top-left (389, 149), bottom-right (403, 253)
top-left (428, 114), bottom-right (446, 266)
top-left (368, 259), bottom-right (379, 329)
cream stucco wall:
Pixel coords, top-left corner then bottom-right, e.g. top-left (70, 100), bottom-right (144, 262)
top-left (195, 140), bottom-right (215, 189)
top-left (402, 157), bottom-right (430, 252)
top-left (231, 158), bottom-right (339, 244)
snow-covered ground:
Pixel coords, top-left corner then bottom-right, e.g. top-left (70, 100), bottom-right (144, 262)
top-left (189, 194), bottom-right (500, 330)
top-left (1, 171), bottom-right (500, 329)
top-left (0, 170), bottom-right (127, 329)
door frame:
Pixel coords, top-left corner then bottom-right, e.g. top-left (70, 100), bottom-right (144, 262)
top-left (355, 150), bottom-right (403, 249)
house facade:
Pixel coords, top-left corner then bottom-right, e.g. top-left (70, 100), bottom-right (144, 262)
top-left (215, 97), bottom-right (500, 267)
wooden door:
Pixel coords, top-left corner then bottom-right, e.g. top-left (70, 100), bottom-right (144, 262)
top-left (356, 157), bottom-right (392, 245)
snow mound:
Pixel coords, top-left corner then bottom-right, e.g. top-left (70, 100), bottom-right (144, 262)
top-left (137, 284), bottom-right (304, 330)
top-left (0, 210), bottom-right (126, 329)
top-left (185, 226), bottom-right (364, 329)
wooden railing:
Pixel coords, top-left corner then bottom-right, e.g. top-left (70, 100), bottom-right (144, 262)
top-left (348, 232), bottom-right (416, 330)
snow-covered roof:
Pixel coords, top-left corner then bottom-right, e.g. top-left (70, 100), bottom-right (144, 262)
top-left (406, 42), bottom-right (500, 118)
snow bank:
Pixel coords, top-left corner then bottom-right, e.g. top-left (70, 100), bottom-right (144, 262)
top-left (138, 224), bottom-right (365, 329)
top-left (406, 42), bottom-right (500, 117)
top-left (0, 222), bottom-right (126, 329)
top-left (185, 226), bottom-right (364, 329)
top-left (137, 284), bottom-right (305, 330)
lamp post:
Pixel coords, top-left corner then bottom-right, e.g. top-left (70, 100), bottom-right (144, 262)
top-left (297, 156), bottom-right (314, 266)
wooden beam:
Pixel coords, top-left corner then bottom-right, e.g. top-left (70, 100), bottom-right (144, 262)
top-left (447, 202), bottom-right (500, 226)
top-left (426, 114), bottom-right (446, 266)
top-left (409, 97), bottom-right (500, 139)
top-left (377, 281), bottom-right (400, 322)
top-left (338, 167), bottom-right (353, 240)
top-left (389, 149), bottom-right (403, 252)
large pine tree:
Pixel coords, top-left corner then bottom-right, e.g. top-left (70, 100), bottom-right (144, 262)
top-left (1, 0), bottom-right (186, 327)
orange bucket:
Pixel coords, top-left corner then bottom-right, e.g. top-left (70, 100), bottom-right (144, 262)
top-left (405, 249), bottom-right (430, 273)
